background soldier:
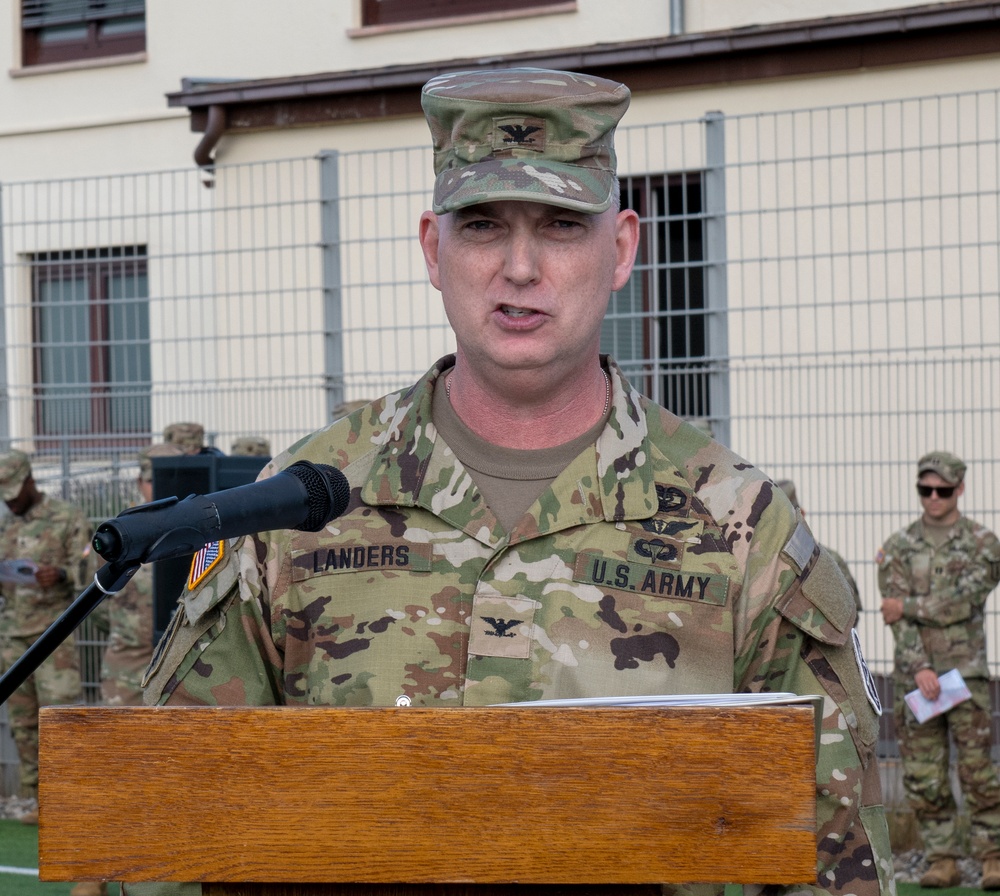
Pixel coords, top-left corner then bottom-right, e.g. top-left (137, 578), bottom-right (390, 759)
top-left (878, 450), bottom-right (1000, 888)
top-left (163, 422), bottom-right (224, 457)
top-left (0, 449), bottom-right (93, 826)
top-left (230, 436), bottom-right (271, 457)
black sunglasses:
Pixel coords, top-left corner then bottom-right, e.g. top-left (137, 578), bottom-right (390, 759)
top-left (917, 484), bottom-right (956, 499)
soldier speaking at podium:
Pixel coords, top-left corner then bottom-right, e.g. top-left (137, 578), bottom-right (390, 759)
top-left (139, 68), bottom-right (892, 896)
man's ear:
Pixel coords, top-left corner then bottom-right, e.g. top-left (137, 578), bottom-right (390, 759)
top-left (611, 208), bottom-right (640, 292)
top-left (419, 211), bottom-right (442, 290)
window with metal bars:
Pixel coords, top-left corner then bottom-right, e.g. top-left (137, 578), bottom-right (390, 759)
top-left (21, 0), bottom-right (145, 67)
top-left (31, 247), bottom-right (151, 448)
top-left (603, 173), bottom-right (709, 419)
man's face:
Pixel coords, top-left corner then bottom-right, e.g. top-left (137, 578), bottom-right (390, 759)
top-left (917, 471), bottom-right (963, 523)
top-left (419, 200), bottom-right (638, 382)
top-left (4, 478), bottom-right (32, 516)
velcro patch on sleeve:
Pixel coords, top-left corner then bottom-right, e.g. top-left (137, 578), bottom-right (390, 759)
top-left (777, 547), bottom-right (856, 646)
top-left (781, 519), bottom-right (816, 573)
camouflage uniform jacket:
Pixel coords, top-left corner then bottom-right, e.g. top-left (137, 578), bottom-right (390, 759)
top-left (0, 494), bottom-right (93, 637)
top-left (145, 356), bottom-right (892, 896)
top-left (877, 516), bottom-right (1000, 681)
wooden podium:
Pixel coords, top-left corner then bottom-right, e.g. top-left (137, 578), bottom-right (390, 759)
top-left (38, 703), bottom-right (818, 895)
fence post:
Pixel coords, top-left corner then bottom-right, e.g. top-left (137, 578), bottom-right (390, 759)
top-left (0, 183), bottom-right (10, 451)
top-left (59, 436), bottom-right (71, 501)
top-left (318, 150), bottom-right (345, 423)
top-left (703, 111), bottom-right (731, 448)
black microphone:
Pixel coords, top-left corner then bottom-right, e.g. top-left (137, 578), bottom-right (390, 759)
top-left (91, 460), bottom-right (351, 565)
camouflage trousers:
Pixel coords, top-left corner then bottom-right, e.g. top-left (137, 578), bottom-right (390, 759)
top-left (894, 675), bottom-right (1000, 861)
top-left (0, 632), bottom-right (82, 794)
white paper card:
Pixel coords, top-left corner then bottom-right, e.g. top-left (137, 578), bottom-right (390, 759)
top-left (905, 668), bottom-right (972, 723)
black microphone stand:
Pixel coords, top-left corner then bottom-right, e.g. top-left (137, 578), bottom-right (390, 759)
top-left (0, 495), bottom-right (229, 706)
top-left (0, 460), bottom-right (349, 706)
top-left (0, 560), bottom-right (140, 705)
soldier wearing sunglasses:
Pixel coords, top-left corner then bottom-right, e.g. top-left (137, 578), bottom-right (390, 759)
top-left (878, 451), bottom-right (1000, 889)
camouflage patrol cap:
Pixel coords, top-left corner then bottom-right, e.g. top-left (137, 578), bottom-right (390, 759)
top-left (163, 422), bottom-right (204, 455)
top-left (421, 67), bottom-right (630, 214)
top-left (775, 479), bottom-right (800, 510)
top-left (230, 436), bottom-right (271, 457)
top-left (917, 450), bottom-right (966, 485)
top-left (138, 443), bottom-right (185, 483)
top-left (0, 449), bottom-right (31, 501)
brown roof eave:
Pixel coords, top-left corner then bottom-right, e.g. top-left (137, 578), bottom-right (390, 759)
top-left (171, 0), bottom-right (1000, 142)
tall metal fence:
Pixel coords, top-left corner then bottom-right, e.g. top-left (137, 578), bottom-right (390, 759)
top-left (1, 87), bottom-right (999, 795)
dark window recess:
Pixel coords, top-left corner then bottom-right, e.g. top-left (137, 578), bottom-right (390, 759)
top-left (361, 0), bottom-right (554, 26)
top-left (603, 173), bottom-right (709, 418)
top-left (21, 0), bottom-right (145, 67)
top-left (31, 246), bottom-right (151, 448)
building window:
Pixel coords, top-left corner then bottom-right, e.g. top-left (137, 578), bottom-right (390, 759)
top-left (603, 173), bottom-right (710, 419)
top-left (361, 0), bottom-right (555, 26)
top-left (21, 0), bottom-right (145, 67)
top-left (32, 247), bottom-right (151, 447)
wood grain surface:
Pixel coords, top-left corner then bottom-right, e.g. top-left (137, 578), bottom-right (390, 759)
top-left (39, 704), bottom-right (816, 886)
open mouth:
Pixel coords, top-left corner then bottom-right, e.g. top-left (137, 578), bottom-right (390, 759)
top-left (501, 304), bottom-right (534, 317)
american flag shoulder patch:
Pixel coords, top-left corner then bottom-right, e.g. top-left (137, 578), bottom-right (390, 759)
top-left (188, 540), bottom-right (225, 590)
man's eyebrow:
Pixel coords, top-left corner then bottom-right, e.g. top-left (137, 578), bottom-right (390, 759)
top-left (448, 203), bottom-right (595, 226)
top-left (452, 204), bottom-right (500, 219)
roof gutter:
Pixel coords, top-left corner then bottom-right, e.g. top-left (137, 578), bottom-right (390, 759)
top-left (167, 0), bottom-right (1000, 164)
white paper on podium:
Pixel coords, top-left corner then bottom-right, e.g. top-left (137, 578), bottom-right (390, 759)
top-left (496, 691), bottom-right (824, 755)
top-left (497, 691), bottom-right (805, 708)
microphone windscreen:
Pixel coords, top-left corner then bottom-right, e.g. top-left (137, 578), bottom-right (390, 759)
top-left (288, 461), bottom-right (351, 531)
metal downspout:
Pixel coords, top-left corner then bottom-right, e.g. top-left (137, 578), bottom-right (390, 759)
top-left (194, 104), bottom-right (226, 186)
top-left (670, 0), bottom-right (684, 35)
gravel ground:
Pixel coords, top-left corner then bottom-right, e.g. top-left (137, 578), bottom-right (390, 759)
top-left (0, 793), bottom-right (36, 820)
top-left (892, 848), bottom-right (981, 887)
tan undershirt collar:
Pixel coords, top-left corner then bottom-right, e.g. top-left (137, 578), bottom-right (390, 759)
top-left (431, 370), bottom-right (609, 532)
